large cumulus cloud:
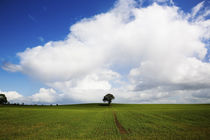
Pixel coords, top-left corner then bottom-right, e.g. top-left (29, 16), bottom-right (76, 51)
top-left (2, 0), bottom-right (210, 104)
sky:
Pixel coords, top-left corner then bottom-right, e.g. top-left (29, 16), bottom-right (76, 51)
top-left (0, 0), bottom-right (210, 104)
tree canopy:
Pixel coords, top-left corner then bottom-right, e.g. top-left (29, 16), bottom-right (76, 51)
top-left (103, 93), bottom-right (115, 105)
top-left (0, 94), bottom-right (8, 104)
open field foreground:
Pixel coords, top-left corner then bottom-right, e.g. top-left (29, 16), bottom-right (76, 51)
top-left (0, 104), bottom-right (210, 140)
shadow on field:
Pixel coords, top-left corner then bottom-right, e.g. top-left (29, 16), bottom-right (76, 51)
top-left (98, 103), bottom-right (110, 106)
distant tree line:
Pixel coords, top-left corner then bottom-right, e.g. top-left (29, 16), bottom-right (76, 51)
top-left (2, 93), bottom-right (116, 106)
top-left (0, 93), bottom-right (60, 106)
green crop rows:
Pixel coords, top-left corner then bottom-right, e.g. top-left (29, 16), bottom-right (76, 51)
top-left (0, 104), bottom-right (210, 140)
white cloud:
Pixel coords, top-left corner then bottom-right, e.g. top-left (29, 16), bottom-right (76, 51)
top-left (152, 0), bottom-right (174, 5)
top-left (190, 1), bottom-right (210, 23)
top-left (129, 57), bottom-right (210, 91)
top-left (154, 0), bottom-right (168, 3)
top-left (2, 63), bottom-right (22, 72)
top-left (30, 88), bottom-right (59, 103)
top-left (191, 1), bottom-right (205, 18)
top-left (0, 88), bottom-right (62, 104)
top-left (2, 0), bottom-right (210, 104)
top-left (0, 90), bottom-right (24, 103)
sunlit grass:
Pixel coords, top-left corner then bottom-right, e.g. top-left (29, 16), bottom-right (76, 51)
top-left (0, 104), bottom-right (210, 139)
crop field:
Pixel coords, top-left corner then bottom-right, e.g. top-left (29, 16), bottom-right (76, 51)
top-left (0, 104), bottom-right (210, 140)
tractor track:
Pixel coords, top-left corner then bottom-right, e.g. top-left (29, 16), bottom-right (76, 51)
top-left (113, 112), bottom-right (128, 134)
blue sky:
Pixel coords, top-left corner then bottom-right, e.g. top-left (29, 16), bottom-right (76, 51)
top-left (0, 0), bottom-right (210, 104)
top-left (0, 0), bottom-right (116, 95)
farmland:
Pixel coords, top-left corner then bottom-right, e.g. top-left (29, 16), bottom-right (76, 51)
top-left (0, 104), bottom-right (210, 140)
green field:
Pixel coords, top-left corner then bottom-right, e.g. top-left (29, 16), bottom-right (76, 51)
top-left (0, 104), bottom-right (210, 140)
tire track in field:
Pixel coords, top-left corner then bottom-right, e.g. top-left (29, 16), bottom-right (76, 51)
top-left (113, 112), bottom-right (128, 134)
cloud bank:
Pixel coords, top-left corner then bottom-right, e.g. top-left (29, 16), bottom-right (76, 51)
top-left (2, 0), bottom-right (210, 104)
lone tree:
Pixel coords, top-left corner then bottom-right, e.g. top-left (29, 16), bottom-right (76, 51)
top-left (0, 94), bottom-right (8, 104)
top-left (103, 93), bottom-right (115, 105)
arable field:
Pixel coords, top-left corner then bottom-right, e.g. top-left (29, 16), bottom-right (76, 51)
top-left (0, 104), bottom-right (210, 140)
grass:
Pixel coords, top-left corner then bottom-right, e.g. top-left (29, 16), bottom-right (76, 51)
top-left (0, 104), bottom-right (210, 140)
